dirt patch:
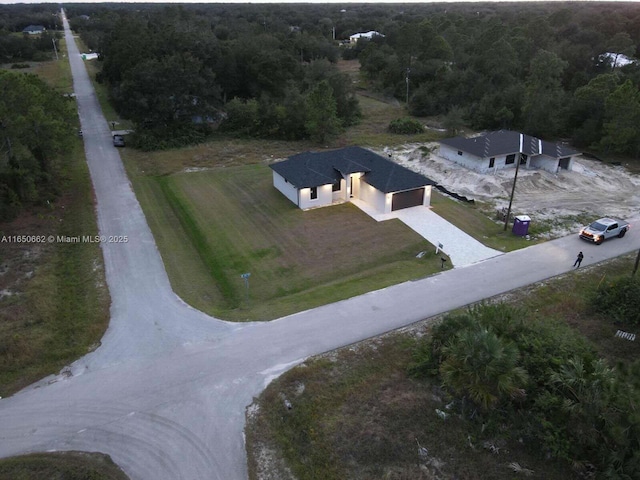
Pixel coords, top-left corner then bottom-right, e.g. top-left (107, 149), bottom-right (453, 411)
top-left (385, 143), bottom-right (640, 238)
top-left (0, 207), bottom-right (59, 303)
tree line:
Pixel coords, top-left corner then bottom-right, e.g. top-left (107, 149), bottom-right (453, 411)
top-left (350, 2), bottom-right (640, 156)
top-left (67, 4), bottom-right (362, 148)
top-left (0, 70), bottom-right (76, 221)
top-left (64, 2), bottom-right (640, 154)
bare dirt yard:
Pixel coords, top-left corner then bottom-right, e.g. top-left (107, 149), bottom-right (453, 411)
top-left (385, 143), bottom-right (640, 238)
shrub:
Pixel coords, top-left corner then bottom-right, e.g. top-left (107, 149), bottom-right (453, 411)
top-left (387, 117), bottom-right (424, 134)
top-left (590, 276), bottom-right (640, 325)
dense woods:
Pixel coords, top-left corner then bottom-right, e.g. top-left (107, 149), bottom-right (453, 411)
top-left (2, 1), bottom-right (640, 215)
top-left (62, 2), bottom-right (640, 153)
top-left (0, 70), bottom-right (76, 220)
top-left (66, 3), bottom-right (361, 148)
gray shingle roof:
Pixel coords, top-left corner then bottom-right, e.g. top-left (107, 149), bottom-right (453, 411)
top-left (440, 130), bottom-right (579, 159)
top-left (270, 146), bottom-right (436, 193)
top-left (22, 25), bottom-right (46, 33)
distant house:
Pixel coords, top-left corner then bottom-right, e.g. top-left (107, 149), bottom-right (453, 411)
top-left (270, 146), bottom-right (436, 213)
top-left (598, 52), bottom-right (637, 68)
top-left (349, 31), bottom-right (384, 43)
top-left (439, 130), bottom-right (580, 174)
top-left (22, 25), bottom-right (46, 35)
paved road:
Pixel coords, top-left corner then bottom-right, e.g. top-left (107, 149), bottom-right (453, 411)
top-left (1, 11), bottom-right (640, 480)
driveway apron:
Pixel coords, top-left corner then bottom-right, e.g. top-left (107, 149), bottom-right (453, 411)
top-left (352, 200), bottom-right (503, 266)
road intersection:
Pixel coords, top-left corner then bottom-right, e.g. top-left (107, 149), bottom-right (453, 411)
top-left (1, 10), bottom-right (639, 480)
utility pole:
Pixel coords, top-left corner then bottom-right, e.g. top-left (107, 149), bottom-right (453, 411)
top-left (52, 38), bottom-right (58, 60)
top-left (405, 68), bottom-right (410, 106)
top-left (504, 133), bottom-right (525, 231)
top-left (633, 248), bottom-right (640, 277)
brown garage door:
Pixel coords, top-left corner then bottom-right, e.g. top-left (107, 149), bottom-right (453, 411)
top-left (391, 188), bottom-right (424, 211)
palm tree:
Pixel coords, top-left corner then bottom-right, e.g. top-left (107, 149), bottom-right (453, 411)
top-left (549, 357), bottom-right (616, 454)
top-left (440, 327), bottom-right (528, 410)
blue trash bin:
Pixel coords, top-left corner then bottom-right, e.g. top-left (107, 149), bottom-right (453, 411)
top-left (512, 215), bottom-right (531, 236)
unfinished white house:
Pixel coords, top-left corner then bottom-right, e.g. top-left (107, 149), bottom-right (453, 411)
top-left (270, 146), bottom-right (436, 214)
top-left (439, 130), bottom-right (580, 174)
top-left (349, 31), bottom-right (384, 43)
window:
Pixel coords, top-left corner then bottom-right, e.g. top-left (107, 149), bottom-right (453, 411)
top-left (489, 157), bottom-right (495, 168)
top-left (310, 186), bottom-right (318, 200)
top-left (332, 181), bottom-right (341, 192)
top-left (505, 154), bottom-right (516, 165)
top-left (457, 150), bottom-right (463, 156)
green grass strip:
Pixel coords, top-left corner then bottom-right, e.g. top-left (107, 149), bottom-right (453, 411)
top-left (156, 176), bottom-right (240, 308)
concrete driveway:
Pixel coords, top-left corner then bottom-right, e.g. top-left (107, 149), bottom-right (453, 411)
top-left (352, 200), bottom-right (503, 267)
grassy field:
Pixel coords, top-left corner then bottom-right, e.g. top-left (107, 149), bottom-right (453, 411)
top-left (430, 190), bottom-right (540, 252)
top-left (134, 164), bottom-right (446, 321)
top-left (0, 452), bottom-right (128, 480)
top-left (246, 254), bottom-right (640, 480)
top-left (0, 51), bottom-right (109, 397)
top-left (0, 124), bottom-right (109, 398)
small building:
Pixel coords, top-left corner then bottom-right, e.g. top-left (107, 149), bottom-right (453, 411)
top-left (270, 146), bottom-right (436, 213)
top-left (22, 25), bottom-right (46, 35)
top-left (439, 130), bottom-right (580, 174)
top-left (598, 52), bottom-right (637, 68)
top-left (349, 31), bottom-right (384, 43)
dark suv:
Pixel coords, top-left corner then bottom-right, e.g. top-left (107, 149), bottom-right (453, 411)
top-left (113, 134), bottom-right (125, 147)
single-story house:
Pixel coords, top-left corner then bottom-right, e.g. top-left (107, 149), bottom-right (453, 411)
top-left (349, 31), bottom-right (384, 43)
top-left (598, 52), bottom-right (636, 68)
top-left (22, 25), bottom-right (46, 35)
top-left (270, 146), bottom-right (436, 213)
top-left (439, 130), bottom-right (580, 174)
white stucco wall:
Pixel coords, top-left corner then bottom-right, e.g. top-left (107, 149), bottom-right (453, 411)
top-left (360, 179), bottom-right (384, 213)
top-left (273, 171), bottom-right (299, 206)
top-left (331, 178), bottom-right (345, 202)
top-left (559, 156), bottom-right (574, 171)
top-left (299, 184), bottom-right (333, 210)
top-left (439, 145), bottom-right (488, 172)
top-left (423, 186), bottom-right (432, 207)
top-left (440, 145), bottom-right (532, 173)
top-left (529, 154), bottom-right (574, 173)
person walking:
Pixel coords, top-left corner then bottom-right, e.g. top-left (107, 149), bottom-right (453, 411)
top-left (574, 251), bottom-right (584, 268)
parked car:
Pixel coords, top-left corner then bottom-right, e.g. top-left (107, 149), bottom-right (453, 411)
top-left (112, 134), bottom-right (125, 147)
top-left (579, 218), bottom-right (630, 244)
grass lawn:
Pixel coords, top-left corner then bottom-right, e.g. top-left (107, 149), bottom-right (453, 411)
top-left (0, 452), bottom-right (128, 480)
top-left (32, 39), bottom-right (73, 95)
top-left (134, 164), bottom-right (446, 321)
top-left (246, 254), bottom-right (640, 480)
top-left (430, 190), bottom-right (541, 252)
top-left (0, 141), bottom-right (110, 397)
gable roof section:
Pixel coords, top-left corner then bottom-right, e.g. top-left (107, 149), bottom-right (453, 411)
top-left (440, 130), bottom-right (579, 159)
top-left (270, 146), bottom-right (435, 193)
top-left (22, 25), bottom-right (45, 33)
